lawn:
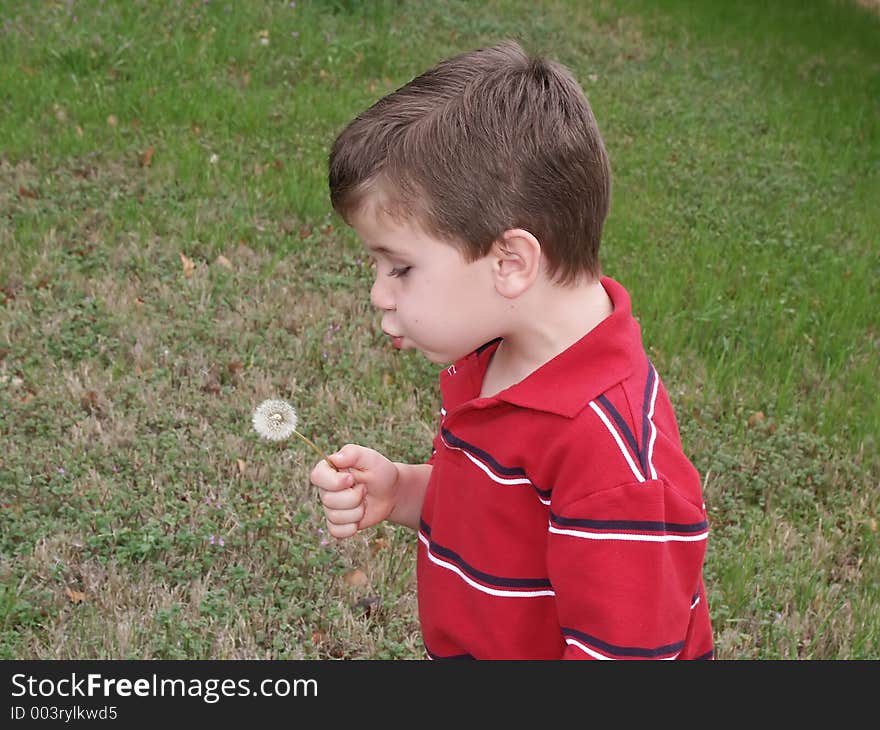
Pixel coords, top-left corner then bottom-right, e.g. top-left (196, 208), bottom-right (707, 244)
top-left (1, 0), bottom-right (877, 659)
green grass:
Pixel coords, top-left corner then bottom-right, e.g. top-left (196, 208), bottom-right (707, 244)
top-left (1, 0), bottom-right (877, 659)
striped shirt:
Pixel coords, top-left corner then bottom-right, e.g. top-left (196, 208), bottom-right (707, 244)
top-left (418, 277), bottom-right (714, 659)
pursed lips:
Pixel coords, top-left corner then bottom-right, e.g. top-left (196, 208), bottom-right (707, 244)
top-left (382, 330), bottom-right (404, 349)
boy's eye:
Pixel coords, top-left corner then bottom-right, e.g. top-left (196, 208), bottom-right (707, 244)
top-left (389, 266), bottom-right (412, 278)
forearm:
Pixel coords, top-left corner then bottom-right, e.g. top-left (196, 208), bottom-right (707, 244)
top-left (387, 462), bottom-right (432, 530)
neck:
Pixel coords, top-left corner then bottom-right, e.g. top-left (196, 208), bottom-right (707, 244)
top-left (481, 276), bottom-right (613, 397)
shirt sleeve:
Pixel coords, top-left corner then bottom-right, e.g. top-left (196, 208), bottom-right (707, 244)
top-left (546, 479), bottom-right (710, 660)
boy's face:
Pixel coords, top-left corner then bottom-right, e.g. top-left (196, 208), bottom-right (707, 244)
top-left (350, 208), bottom-right (503, 364)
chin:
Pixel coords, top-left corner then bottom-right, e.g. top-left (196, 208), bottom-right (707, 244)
top-left (411, 345), bottom-right (447, 364)
top-left (420, 351), bottom-right (449, 365)
top-left (419, 346), bottom-right (470, 365)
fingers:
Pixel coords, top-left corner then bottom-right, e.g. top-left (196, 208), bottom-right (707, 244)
top-left (320, 483), bottom-right (364, 511)
top-left (324, 503), bottom-right (366, 527)
top-left (309, 459), bottom-right (355, 493)
top-left (319, 480), bottom-right (366, 540)
top-left (309, 444), bottom-right (377, 541)
top-left (326, 521), bottom-right (358, 539)
top-left (323, 486), bottom-right (365, 540)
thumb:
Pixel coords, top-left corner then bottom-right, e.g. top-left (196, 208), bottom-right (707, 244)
top-left (327, 444), bottom-right (366, 471)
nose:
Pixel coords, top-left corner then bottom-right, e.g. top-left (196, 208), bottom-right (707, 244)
top-left (370, 275), bottom-right (395, 311)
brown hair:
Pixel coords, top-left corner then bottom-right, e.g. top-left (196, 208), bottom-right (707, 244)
top-left (328, 40), bottom-right (611, 283)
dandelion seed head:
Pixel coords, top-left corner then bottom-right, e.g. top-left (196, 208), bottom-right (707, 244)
top-left (252, 398), bottom-right (298, 441)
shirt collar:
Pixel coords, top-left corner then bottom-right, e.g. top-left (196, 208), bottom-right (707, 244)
top-left (439, 277), bottom-right (644, 418)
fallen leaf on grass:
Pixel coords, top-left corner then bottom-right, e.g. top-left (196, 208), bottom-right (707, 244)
top-left (140, 145), bottom-right (154, 167)
top-left (343, 568), bottom-right (368, 588)
top-left (214, 254), bottom-right (233, 270)
top-left (179, 253), bottom-right (196, 278)
top-left (236, 241), bottom-right (255, 259)
top-left (65, 587), bottom-right (86, 605)
top-left (80, 390), bottom-right (102, 416)
top-left (17, 186), bottom-right (38, 199)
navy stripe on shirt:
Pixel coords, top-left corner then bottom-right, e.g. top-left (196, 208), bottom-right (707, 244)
top-left (441, 428), bottom-right (528, 478)
top-left (639, 359), bottom-right (656, 476)
top-left (420, 520), bottom-right (552, 590)
top-left (550, 512), bottom-right (709, 535)
top-left (595, 394), bottom-right (643, 477)
top-left (425, 646), bottom-right (476, 660)
top-left (562, 626), bottom-right (685, 659)
top-left (441, 428), bottom-right (553, 501)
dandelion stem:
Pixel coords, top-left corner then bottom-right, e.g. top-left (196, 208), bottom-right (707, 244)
top-left (293, 429), bottom-right (338, 471)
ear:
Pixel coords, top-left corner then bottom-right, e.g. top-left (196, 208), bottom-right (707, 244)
top-left (490, 228), bottom-right (542, 299)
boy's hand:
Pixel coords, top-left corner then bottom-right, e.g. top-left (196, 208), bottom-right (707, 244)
top-left (310, 444), bottom-right (400, 539)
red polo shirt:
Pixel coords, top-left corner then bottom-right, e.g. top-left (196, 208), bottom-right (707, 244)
top-left (417, 277), bottom-right (714, 659)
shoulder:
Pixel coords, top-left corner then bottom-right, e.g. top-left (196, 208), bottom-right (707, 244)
top-left (539, 373), bottom-right (702, 512)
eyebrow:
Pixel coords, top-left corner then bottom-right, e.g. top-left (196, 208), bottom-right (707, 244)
top-left (364, 243), bottom-right (403, 257)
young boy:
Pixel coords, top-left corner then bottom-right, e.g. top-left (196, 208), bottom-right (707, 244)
top-left (310, 40), bottom-right (714, 660)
